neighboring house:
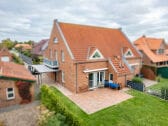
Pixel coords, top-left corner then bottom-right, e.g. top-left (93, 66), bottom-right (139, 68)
top-left (32, 39), bottom-right (49, 56)
top-left (44, 20), bottom-right (141, 93)
top-left (0, 62), bottom-right (36, 108)
top-left (15, 44), bottom-right (32, 51)
top-left (134, 35), bottom-right (168, 78)
top-left (0, 48), bottom-right (12, 62)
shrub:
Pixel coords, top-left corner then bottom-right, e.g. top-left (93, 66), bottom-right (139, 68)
top-left (161, 86), bottom-right (168, 100)
top-left (42, 113), bottom-right (69, 126)
top-left (132, 77), bottom-right (143, 84)
top-left (12, 54), bottom-right (24, 65)
top-left (15, 81), bottom-right (32, 104)
top-left (41, 85), bottom-right (84, 126)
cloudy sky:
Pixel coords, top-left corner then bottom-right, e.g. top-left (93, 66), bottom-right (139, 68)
top-left (0, 0), bottom-right (168, 42)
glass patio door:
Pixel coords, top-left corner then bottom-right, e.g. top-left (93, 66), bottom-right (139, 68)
top-left (89, 71), bottom-right (105, 89)
top-left (89, 72), bottom-right (97, 88)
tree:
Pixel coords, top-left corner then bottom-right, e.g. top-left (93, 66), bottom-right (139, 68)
top-left (1, 38), bottom-right (14, 49)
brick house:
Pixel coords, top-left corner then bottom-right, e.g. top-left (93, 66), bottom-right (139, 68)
top-left (44, 20), bottom-right (142, 93)
top-left (32, 39), bottom-right (49, 56)
top-left (0, 48), bottom-right (12, 62)
top-left (134, 35), bottom-right (168, 79)
top-left (0, 62), bottom-right (36, 108)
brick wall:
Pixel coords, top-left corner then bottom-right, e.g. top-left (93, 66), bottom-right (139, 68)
top-left (77, 61), bottom-right (108, 92)
top-left (44, 21), bottom-right (76, 92)
top-left (0, 79), bottom-right (34, 108)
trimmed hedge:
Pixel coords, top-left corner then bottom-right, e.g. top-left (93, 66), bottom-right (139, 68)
top-left (132, 77), bottom-right (143, 84)
top-left (41, 85), bottom-right (84, 126)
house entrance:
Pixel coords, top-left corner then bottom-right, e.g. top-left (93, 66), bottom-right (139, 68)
top-left (88, 71), bottom-right (105, 89)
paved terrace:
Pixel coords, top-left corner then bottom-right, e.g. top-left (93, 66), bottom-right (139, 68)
top-left (43, 74), bottom-right (133, 114)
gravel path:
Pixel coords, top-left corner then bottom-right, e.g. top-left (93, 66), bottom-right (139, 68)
top-left (0, 101), bottom-right (40, 126)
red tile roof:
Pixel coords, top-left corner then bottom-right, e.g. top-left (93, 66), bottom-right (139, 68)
top-left (0, 62), bottom-right (36, 81)
top-left (134, 36), bottom-right (168, 63)
top-left (134, 36), bottom-right (163, 50)
top-left (15, 44), bottom-right (32, 50)
top-left (59, 22), bottom-right (140, 75)
top-left (59, 22), bottom-right (140, 60)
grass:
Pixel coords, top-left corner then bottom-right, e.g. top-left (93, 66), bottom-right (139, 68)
top-left (49, 87), bottom-right (168, 126)
top-left (148, 78), bottom-right (168, 90)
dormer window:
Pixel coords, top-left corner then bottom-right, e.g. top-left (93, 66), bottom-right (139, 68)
top-left (158, 49), bottom-right (164, 54)
top-left (53, 37), bottom-right (58, 43)
top-left (124, 49), bottom-right (134, 58)
top-left (89, 49), bottom-right (104, 59)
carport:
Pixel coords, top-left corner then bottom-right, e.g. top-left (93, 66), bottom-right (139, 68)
top-left (29, 64), bottom-right (60, 85)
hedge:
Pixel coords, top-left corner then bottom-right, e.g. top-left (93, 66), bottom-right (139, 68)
top-left (41, 85), bottom-right (84, 126)
top-left (132, 77), bottom-right (143, 84)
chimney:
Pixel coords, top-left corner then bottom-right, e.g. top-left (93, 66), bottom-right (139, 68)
top-left (142, 35), bottom-right (146, 38)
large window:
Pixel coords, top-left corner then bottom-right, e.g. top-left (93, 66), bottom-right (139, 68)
top-left (61, 51), bottom-right (65, 62)
top-left (6, 88), bottom-right (15, 100)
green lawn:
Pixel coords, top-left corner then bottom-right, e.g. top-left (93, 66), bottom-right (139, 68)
top-left (49, 87), bottom-right (168, 126)
top-left (148, 78), bottom-right (168, 90)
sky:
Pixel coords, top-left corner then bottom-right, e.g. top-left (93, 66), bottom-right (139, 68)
top-left (0, 0), bottom-right (168, 42)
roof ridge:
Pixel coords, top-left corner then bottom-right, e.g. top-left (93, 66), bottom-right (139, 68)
top-left (59, 21), bottom-right (120, 31)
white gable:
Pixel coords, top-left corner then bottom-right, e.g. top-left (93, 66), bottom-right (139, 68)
top-left (89, 49), bottom-right (104, 59)
top-left (124, 48), bottom-right (134, 58)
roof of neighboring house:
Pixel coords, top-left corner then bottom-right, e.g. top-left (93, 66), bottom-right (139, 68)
top-left (0, 48), bottom-right (12, 57)
top-left (58, 22), bottom-right (141, 75)
top-left (15, 44), bottom-right (32, 50)
top-left (134, 36), bottom-right (168, 63)
top-left (32, 39), bottom-right (49, 55)
top-left (0, 62), bottom-right (36, 81)
top-left (134, 36), bottom-right (164, 50)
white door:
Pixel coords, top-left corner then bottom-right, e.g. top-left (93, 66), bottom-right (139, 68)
top-left (1, 56), bottom-right (10, 62)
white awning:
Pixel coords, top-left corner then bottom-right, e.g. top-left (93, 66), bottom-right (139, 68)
top-left (31, 65), bottom-right (59, 73)
top-left (83, 68), bottom-right (108, 73)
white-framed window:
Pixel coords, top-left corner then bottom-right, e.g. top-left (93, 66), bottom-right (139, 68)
top-left (158, 49), bottom-right (164, 54)
top-left (6, 88), bottom-right (15, 100)
top-left (109, 73), bottom-right (113, 82)
top-left (62, 71), bottom-right (65, 83)
top-left (61, 50), bottom-right (65, 62)
top-left (89, 49), bottom-right (104, 59)
top-left (55, 50), bottom-right (58, 60)
top-left (53, 37), bottom-right (58, 43)
top-left (124, 49), bottom-right (134, 58)
top-left (1, 56), bottom-right (10, 62)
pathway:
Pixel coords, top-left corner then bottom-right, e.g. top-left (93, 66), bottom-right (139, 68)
top-left (0, 101), bottom-right (40, 126)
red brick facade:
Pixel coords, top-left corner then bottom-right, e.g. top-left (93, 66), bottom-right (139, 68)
top-left (0, 79), bottom-right (34, 108)
top-left (44, 20), bottom-right (142, 93)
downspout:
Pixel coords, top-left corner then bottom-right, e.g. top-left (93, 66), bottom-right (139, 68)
top-left (75, 63), bottom-right (78, 94)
